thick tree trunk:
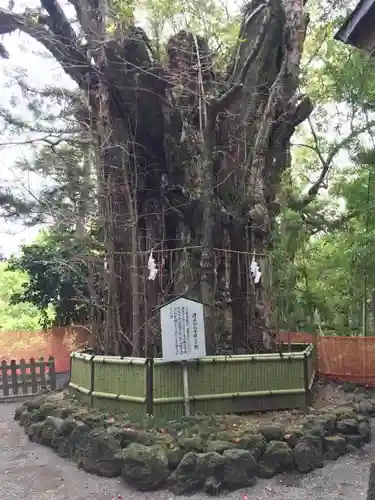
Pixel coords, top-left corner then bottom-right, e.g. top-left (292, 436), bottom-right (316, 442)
top-left (215, 0), bottom-right (313, 351)
top-left (0, 0), bottom-right (313, 355)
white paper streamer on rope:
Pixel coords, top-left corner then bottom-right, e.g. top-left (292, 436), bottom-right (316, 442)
top-left (250, 253), bottom-right (261, 284)
top-left (148, 249), bottom-right (158, 281)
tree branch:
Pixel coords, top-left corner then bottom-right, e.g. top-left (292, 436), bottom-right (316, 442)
top-left (68, 0), bottom-right (106, 46)
top-left (299, 117), bottom-right (375, 207)
top-left (0, 41), bottom-right (9, 58)
top-left (0, 6), bottom-right (90, 84)
top-left (0, 134), bottom-right (85, 148)
top-left (212, 2), bottom-right (270, 115)
top-left (41, 0), bottom-right (78, 44)
top-left (300, 210), bottom-right (353, 235)
top-left (287, 95), bottom-right (314, 128)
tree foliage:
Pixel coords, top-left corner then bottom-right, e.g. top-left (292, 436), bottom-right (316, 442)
top-left (264, 0), bottom-right (375, 336)
top-left (274, 148), bottom-right (375, 335)
top-left (0, 262), bottom-right (44, 331)
top-left (8, 230), bottom-right (92, 328)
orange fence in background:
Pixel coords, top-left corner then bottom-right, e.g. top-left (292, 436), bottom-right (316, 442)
top-left (0, 327), bottom-right (90, 373)
top-left (2, 327), bottom-right (375, 386)
top-left (279, 330), bottom-right (375, 387)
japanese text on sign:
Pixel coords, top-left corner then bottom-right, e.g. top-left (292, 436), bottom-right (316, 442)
top-left (160, 297), bottom-right (206, 361)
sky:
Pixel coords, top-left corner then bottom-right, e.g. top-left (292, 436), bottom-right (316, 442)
top-left (0, 0), bottom-right (77, 256)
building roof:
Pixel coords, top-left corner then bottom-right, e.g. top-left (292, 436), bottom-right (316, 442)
top-left (335, 0), bottom-right (375, 47)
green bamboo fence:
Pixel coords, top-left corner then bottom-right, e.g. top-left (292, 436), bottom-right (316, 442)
top-left (70, 344), bottom-right (315, 418)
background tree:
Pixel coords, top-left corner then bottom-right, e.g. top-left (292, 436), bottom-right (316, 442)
top-left (0, 262), bottom-right (44, 331)
top-left (270, 0), bottom-right (375, 335)
top-left (0, 70), bottom-right (100, 332)
top-left (8, 229), bottom-right (95, 329)
top-left (274, 148), bottom-right (375, 335)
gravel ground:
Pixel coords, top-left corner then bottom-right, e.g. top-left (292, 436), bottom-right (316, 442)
top-left (0, 401), bottom-right (371, 500)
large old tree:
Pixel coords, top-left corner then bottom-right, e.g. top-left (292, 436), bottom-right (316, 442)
top-left (0, 0), bottom-right (313, 356)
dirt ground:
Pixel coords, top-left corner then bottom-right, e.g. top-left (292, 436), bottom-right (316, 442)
top-left (0, 384), bottom-right (373, 499)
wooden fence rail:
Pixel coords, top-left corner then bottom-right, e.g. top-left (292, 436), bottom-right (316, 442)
top-left (0, 356), bottom-right (56, 399)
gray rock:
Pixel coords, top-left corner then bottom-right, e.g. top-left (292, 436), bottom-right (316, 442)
top-left (168, 452), bottom-right (205, 495)
top-left (315, 414), bottom-right (336, 435)
top-left (26, 422), bottom-right (43, 441)
top-left (323, 435), bottom-right (346, 460)
top-left (35, 421), bottom-right (60, 448)
top-left (346, 443), bottom-right (360, 454)
top-left (60, 416), bottom-right (79, 436)
top-left (302, 413), bottom-right (337, 437)
top-left (284, 428), bottom-right (304, 448)
top-left (293, 434), bottom-right (323, 472)
top-left (259, 440), bottom-right (294, 478)
top-left (76, 412), bottom-right (103, 428)
top-left (56, 406), bottom-right (75, 419)
top-left (178, 436), bottom-right (206, 452)
top-left (111, 427), bottom-right (156, 447)
top-left (345, 434), bottom-right (365, 449)
top-left (206, 440), bottom-right (239, 453)
top-left (121, 443), bottom-right (169, 490)
top-left (359, 399), bottom-right (375, 416)
top-left (76, 429), bottom-right (122, 478)
top-left (334, 406), bottom-right (357, 420)
top-left (293, 442), bottom-right (316, 472)
top-left (359, 414), bottom-right (371, 423)
top-left (166, 447), bottom-right (185, 470)
top-left (19, 411), bottom-right (31, 426)
top-left (57, 420), bottom-right (91, 458)
top-left (237, 433), bottom-right (266, 459)
top-left (34, 402), bottom-right (59, 419)
top-left (25, 394), bottom-right (48, 411)
top-left (168, 450), bottom-right (249, 495)
top-left (222, 449), bottom-right (258, 489)
top-left (359, 421), bottom-right (372, 443)
top-left (29, 410), bottom-right (46, 423)
top-left (14, 406), bottom-right (24, 421)
top-left (204, 475), bottom-right (222, 496)
top-left (172, 451), bottom-right (227, 494)
top-left (337, 418), bottom-right (359, 435)
top-left (44, 415), bottom-right (64, 431)
top-left (201, 452), bottom-right (227, 480)
top-left (259, 424), bottom-right (285, 442)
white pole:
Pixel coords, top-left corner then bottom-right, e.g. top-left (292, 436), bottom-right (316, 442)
top-left (182, 361), bottom-right (190, 416)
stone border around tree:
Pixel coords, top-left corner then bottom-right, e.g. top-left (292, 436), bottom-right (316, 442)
top-left (14, 392), bottom-right (375, 496)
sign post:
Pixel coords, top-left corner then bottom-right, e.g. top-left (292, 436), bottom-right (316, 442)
top-left (160, 297), bottom-right (206, 416)
top-left (182, 360), bottom-right (190, 416)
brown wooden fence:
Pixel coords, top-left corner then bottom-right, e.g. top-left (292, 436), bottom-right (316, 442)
top-left (0, 357), bottom-right (56, 399)
top-left (0, 327), bottom-right (90, 373)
